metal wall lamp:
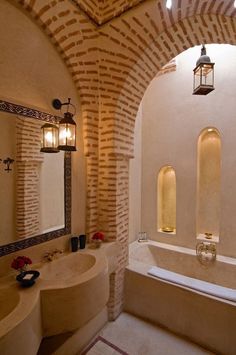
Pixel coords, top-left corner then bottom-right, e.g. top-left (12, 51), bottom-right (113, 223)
top-left (193, 45), bottom-right (215, 95)
top-left (40, 98), bottom-right (77, 153)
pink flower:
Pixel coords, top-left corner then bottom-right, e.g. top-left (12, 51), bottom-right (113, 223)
top-left (92, 232), bottom-right (104, 241)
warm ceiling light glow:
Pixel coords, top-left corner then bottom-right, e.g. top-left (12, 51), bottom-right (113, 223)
top-left (234, 0), bottom-right (236, 8)
top-left (166, 0), bottom-right (172, 9)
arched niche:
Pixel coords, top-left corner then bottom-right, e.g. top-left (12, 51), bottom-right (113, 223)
top-left (196, 127), bottom-right (221, 242)
top-left (157, 166), bottom-right (176, 234)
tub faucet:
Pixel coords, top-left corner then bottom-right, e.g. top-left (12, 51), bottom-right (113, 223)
top-left (138, 232), bottom-right (148, 242)
top-left (196, 241), bottom-right (216, 265)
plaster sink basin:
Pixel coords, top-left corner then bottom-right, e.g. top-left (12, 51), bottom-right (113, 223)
top-left (39, 253), bottom-right (96, 281)
top-left (0, 286), bottom-right (20, 321)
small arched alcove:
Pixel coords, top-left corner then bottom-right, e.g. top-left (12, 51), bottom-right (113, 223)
top-left (196, 127), bottom-right (221, 241)
top-left (157, 165), bottom-right (176, 234)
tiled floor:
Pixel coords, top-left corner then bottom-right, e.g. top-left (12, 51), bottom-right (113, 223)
top-left (82, 312), bottom-right (213, 355)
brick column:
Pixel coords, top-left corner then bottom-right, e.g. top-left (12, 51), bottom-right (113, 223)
top-left (98, 152), bottom-right (129, 319)
top-left (16, 117), bottom-right (43, 239)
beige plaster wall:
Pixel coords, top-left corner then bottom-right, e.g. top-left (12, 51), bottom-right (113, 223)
top-left (141, 44), bottom-right (236, 257)
top-left (129, 104), bottom-right (142, 243)
top-left (0, 0), bottom-right (86, 244)
top-left (0, 114), bottom-right (16, 244)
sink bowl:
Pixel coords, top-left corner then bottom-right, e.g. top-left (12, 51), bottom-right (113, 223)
top-left (40, 253), bottom-right (96, 281)
top-left (0, 286), bottom-right (20, 321)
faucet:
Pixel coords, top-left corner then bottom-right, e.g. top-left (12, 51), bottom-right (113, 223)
top-left (138, 232), bottom-right (148, 242)
top-left (196, 241), bottom-right (216, 265)
top-left (42, 248), bottom-right (63, 262)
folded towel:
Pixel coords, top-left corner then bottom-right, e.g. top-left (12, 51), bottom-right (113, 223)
top-left (148, 266), bottom-right (236, 302)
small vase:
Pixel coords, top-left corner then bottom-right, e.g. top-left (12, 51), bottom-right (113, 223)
top-left (17, 266), bottom-right (28, 275)
top-left (92, 239), bottom-right (102, 248)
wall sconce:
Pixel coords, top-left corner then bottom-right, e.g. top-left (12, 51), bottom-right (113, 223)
top-left (193, 45), bottom-right (215, 95)
top-left (41, 98), bottom-right (77, 153)
top-left (53, 98), bottom-right (76, 152)
top-left (3, 157), bottom-right (14, 172)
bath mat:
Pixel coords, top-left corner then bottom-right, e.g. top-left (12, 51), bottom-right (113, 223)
top-left (81, 335), bottom-right (129, 355)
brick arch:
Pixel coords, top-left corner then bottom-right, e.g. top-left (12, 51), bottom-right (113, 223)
top-left (12, 0), bottom-right (100, 237)
top-left (13, 0), bottom-right (99, 153)
top-left (110, 14), bottom-right (236, 158)
top-left (97, 13), bottom-right (236, 318)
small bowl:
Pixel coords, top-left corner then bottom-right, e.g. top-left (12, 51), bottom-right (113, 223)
top-left (16, 270), bottom-right (40, 287)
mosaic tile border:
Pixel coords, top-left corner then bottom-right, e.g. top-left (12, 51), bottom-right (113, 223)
top-left (0, 100), bottom-right (61, 123)
top-left (0, 100), bottom-right (71, 257)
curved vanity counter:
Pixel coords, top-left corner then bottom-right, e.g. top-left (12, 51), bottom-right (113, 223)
top-left (0, 246), bottom-right (112, 355)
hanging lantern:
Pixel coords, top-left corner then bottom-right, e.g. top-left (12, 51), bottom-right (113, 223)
top-left (58, 111), bottom-right (76, 151)
top-left (40, 123), bottom-right (59, 153)
top-left (193, 45), bottom-right (215, 95)
top-left (51, 98), bottom-right (77, 152)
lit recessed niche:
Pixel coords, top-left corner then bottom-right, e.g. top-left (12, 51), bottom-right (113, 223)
top-left (157, 165), bottom-right (176, 234)
top-left (196, 127), bottom-right (221, 242)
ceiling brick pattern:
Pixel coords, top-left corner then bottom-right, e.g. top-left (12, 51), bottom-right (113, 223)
top-left (73, 0), bottom-right (145, 25)
top-left (13, 0), bottom-right (236, 319)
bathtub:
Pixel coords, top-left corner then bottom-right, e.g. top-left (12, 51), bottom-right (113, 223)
top-left (124, 240), bottom-right (236, 355)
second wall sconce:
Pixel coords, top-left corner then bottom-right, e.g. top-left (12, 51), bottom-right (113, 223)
top-left (41, 98), bottom-right (77, 153)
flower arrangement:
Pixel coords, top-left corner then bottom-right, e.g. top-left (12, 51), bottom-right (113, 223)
top-left (91, 232), bottom-right (104, 248)
top-left (11, 256), bottom-right (32, 273)
top-left (92, 232), bottom-right (104, 241)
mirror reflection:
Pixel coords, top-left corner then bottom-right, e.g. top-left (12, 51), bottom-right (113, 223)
top-left (0, 111), bottom-right (64, 246)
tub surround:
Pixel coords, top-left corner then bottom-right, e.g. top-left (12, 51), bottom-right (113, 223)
top-left (128, 240), bottom-right (236, 288)
top-left (0, 238), bottom-right (120, 355)
top-left (125, 241), bottom-right (236, 354)
top-left (148, 266), bottom-right (236, 302)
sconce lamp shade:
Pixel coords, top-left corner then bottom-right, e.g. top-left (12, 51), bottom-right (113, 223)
top-left (40, 123), bottom-right (59, 153)
top-left (58, 112), bottom-right (76, 151)
top-left (193, 45), bottom-right (215, 95)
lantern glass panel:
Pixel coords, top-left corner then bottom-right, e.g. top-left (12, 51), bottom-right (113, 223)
top-left (41, 124), bottom-right (59, 152)
top-left (58, 123), bottom-right (76, 150)
top-left (193, 62), bottom-right (214, 95)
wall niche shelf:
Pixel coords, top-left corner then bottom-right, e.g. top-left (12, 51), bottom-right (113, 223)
top-left (196, 128), bottom-right (221, 241)
top-left (157, 165), bottom-right (176, 234)
top-left (158, 229), bottom-right (176, 235)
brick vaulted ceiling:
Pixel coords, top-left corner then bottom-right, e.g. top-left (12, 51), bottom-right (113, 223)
top-left (70, 0), bottom-right (236, 26)
top-left (72, 0), bottom-right (146, 25)
top-left (13, 0), bottom-right (236, 169)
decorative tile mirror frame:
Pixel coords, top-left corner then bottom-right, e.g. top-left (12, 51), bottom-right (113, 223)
top-left (0, 100), bottom-right (71, 257)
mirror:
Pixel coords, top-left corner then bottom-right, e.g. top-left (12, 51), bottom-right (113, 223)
top-left (0, 100), bottom-right (71, 257)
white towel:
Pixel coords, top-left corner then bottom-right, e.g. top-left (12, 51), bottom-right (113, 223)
top-left (148, 266), bottom-right (236, 302)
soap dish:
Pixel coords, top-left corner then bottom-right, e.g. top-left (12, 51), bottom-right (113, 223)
top-left (16, 270), bottom-right (40, 287)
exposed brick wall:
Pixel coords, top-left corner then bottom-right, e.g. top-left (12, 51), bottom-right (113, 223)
top-left (13, 0), bottom-right (236, 318)
top-left (16, 117), bottom-right (43, 239)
